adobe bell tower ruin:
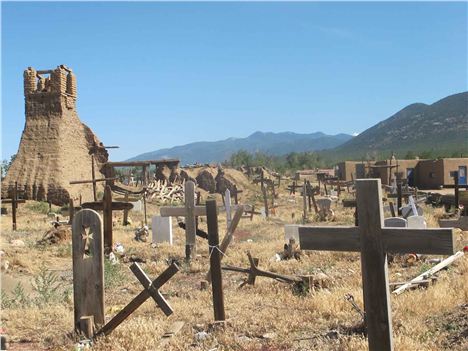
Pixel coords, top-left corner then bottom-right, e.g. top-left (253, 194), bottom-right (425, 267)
top-left (1, 65), bottom-right (108, 205)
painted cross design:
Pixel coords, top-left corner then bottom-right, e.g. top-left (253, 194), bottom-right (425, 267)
top-left (81, 226), bottom-right (94, 258)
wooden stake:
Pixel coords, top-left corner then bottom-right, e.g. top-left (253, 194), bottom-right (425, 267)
top-left (123, 192), bottom-right (129, 226)
top-left (69, 198), bottom-right (75, 225)
top-left (103, 185), bottom-right (113, 251)
top-left (79, 316), bottom-right (94, 339)
top-left (12, 182), bottom-right (17, 231)
top-left (206, 199), bottom-right (225, 322)
top-left (91, 155), bottom-right (97, 202)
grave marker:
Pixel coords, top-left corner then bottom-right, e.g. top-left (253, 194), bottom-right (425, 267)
top-left (384, 217), bottom-right (407, 228)
top-left (72, 209), bottom-right (105, 334)
top-left (160, 181), bottom-right (207, 260)
top-left (295, 179), bottom-right (454, 351)
top-left (152, 216), bottom-right (173, 244)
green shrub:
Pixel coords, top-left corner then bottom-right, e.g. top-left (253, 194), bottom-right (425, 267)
top-left (27, 201), bottom-right (50, 214)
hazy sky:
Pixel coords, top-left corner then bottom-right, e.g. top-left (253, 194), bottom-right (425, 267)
top-left (2, 1), bottom-right (467, 161)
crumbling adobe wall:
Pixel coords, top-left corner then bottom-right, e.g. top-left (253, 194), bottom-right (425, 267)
top-left (1, 65), bottom-right (108, 205)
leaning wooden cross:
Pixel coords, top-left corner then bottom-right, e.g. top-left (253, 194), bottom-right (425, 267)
top-left (95, 261), bottom-right (179, 337)
top-left (160, 181), bottom-right (207, 260)
top-left (81, 185), bottom-right (133, 251)
top-left (295, 179), bottom-right (455, 351)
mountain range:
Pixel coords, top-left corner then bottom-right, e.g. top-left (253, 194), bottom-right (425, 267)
top-left (128, 91), bottom-right (468, 164)
top-left (128, 131), bottom-right (353, 165)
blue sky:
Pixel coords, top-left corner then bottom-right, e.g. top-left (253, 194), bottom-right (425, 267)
top-left (2, 1), bottom-right (467, 161)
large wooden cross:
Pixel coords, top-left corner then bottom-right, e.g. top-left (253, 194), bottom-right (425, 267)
top-left (296, 179), bottom-right (455, 351)
top-left (81, 185), bottom-right (133, 251)
top-left (160, 181), bottom-right (207, 260)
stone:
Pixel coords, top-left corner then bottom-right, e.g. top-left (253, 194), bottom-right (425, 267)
top-left (401, 204), bottom-right (423, 218)
top-left (10, 239), bottom-right (25, 247)
top-left (407, 215), bottom-right (427, 229)
top-left (284, 224), bottom-right (299, 242)
top-left (152, 216), bottom-right (173, 245)
top-left (384, 217), bottom-right (407, 227)
top-left (130, 200), bottom-right (142, 212)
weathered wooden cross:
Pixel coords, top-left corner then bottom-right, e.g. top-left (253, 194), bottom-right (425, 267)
top-left (2, 182), bottom-right (26, 231)
top-left (160, 181), bottom-right (207, 260)
top-left (81, 185), bottom-right (133, 251)
top-left (295, 179), bottom-right (455, 351)
top-left (95, 261), bottom-right (179, 337)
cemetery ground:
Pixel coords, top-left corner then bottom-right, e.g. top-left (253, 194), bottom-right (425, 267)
top-left (1, 179), bottom-right (467, 351)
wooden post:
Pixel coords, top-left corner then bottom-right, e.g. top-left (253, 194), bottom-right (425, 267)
top-left (12, 182), bottom-right (17, 231)
top-left (91, 155), bottom-right (97, 202)
top-left (324, 181), bottom-right (328, 196)
top-left (103, 185), bottom-right (113, 251)
top-left (356, 180), bottom-right (393, 350)
top-left (302, 181), bottom-right (307, 223)
top-left (185, 181), bottom-right (196, 260)
top-left (389, 202), bottom-right (396, 218)
top-left (453, 171), bottom-right (459, 210)
top-left (123, 192), bottom-right (129, 226)
top-left (143, 191), bottom-right (147, 226)
top-left (68, 198), bottom-right (75, 225)
top-left (261, 185), bottom-right (269, 218)
top-left (79, 316), bottom-right (94, 339)
top-left (397, 181), bottom-right (402, 216)
top-left (206, 199), bottom-right (225, 322)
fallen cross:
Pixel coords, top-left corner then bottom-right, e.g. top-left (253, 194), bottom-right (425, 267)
top-left (222, 252), bottom-right (303, 287)
top-left (95, 261), bottom-right (180, 337)
top-left (392, 249), bottom-right (465, 295)
top-left (295, 179), bottom-right (455, 351)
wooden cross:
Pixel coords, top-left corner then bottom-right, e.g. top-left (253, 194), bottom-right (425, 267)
top-left (160, 181), bottom-right (207, 260)
top-left (81, 185), bottom-right (133, 251)
top-left (2, 182), bottom-right (26, 231)
top-left (296, 179), bottom-right (455, 351)
top-left (95, 262), bottom-right (179, 337)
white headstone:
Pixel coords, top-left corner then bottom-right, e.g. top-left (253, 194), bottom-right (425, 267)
top-left (130, 200), bottom-right (143, 212)
top-left (152, 216), bottom-right (173, 244)
top-left (260, 207), bottom-right (266, 218)
top-left (407, 215), bottom-right (427, 229)
top-left (284, 224), bottom-right (299, 242)
top-left (384, 217), bottom-right (407, 227)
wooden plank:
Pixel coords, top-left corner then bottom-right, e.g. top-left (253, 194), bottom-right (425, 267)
top-left (393, 250), bottom-right (464, 295)
top-left (69, 177), bottom-right (117, 185)
top-left (206, 199), bottom-right (225, 322)
top-left (130, 263), bottom-right (173, 316)
top-left (1, 199), bottom-right (25, 204)
top-left (159, 206), bottom-right (206, 217)
top-left (72, 209), bottom-right (105, 331)
top-left (356, 179), bottom-right (393, 351)
top-left (79, 316), bottom-right (94, 338)
top-left (382, 228), bottom-right (455, 255)
top-left (299, 226), bottom-right (360, 251)
top-left (68, 198), bottom-right (75, 225)
top-left (81, 201), bottom-right (133, 211)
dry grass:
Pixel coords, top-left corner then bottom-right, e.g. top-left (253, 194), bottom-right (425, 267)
top-left (1, 181), bottom-right (467, 351)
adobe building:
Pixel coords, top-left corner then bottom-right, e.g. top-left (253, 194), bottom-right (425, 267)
top-left (335, 157), bottom-right (468, 189)
top-left (335, 161), bottom-right (367, 182)
top-left (415, 158), bottom-right (468, 188)
top-left (1, 65), bottom-right (108, 205)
